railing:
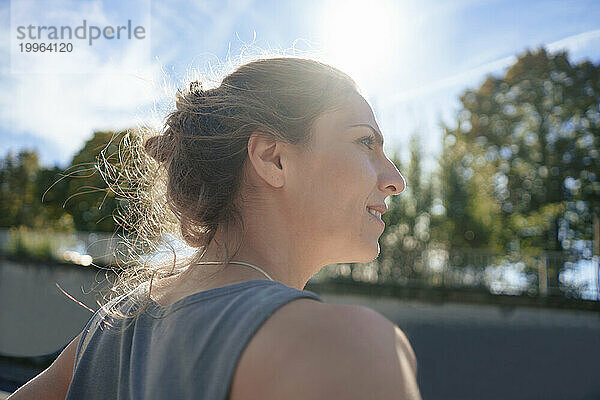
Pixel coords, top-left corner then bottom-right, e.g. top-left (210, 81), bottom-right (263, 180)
top-left (0, 227), bottom-right (129, 266)
top-left (1, 227), bottom-right (598, 301)
top-left (312, 247), bottom-right (600, 301)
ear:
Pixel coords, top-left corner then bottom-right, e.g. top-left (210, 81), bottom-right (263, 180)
top-left (247, 132), bottom-right (286, 188)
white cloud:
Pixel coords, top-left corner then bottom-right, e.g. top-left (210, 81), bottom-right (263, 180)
top-left (0, 71), bottom-right (159, 161)
top-left (372, 28), bottom-right (600, 171)
top-left (384, 28), bottom-right (600, 107)
top-left (386, 55), bottom-right (517, 105)
top-left (0, 0), bottom-right (264, 165)
top-left (546, 29), bottom-right (600, 57)
top-left (0, 0), bottom-right (165, 163)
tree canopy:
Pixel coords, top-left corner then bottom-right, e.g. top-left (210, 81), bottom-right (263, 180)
top-left (0, 130), bottom-right (129, 232)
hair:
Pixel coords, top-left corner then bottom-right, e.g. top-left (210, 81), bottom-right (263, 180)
top-left (96, 56), bottom-right (360, 324)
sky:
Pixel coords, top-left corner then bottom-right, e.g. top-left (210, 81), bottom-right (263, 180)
top-left (1, 0), bottom-right (600, 171)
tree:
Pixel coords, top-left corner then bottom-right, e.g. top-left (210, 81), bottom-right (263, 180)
top-left (0, 150), bottom-right (75, 231)
top-left (36, 166), bottom-right (76, 231)
top-left (444, 47), bottom-right (600, 287)
top-left (0, 150), bottom-right (42, 228)
top-left (0, 128), bottom-right (146, 235)
top-left (436, 124), bottom-right (501, 250)
top-left (379, 133), bottom-right (433, 282)
top-left (64, 130), bottom-right (127, 232)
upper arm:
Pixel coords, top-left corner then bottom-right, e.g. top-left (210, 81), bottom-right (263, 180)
top-left (49, 331), bottom-right (82, 383)
top-left (237, 302), bottom-right (421, 400)
top-left (304, 305), bottom-right (421, 400)
top-left (8, 332), bottom-right (82, 400)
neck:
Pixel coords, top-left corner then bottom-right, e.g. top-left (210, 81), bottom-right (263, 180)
top-left (188, 222), bottom-right (315, 290)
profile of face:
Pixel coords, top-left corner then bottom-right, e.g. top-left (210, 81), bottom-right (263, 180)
top-left (284, 94), bottom-right (406, 265)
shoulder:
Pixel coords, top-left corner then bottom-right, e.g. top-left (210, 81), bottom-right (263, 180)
top-left (49, 331), bottom-right (82, 383)
top-left (9, 332), bottom-right (82, 399)
top-left (230, 299), bottom-right (420, 400)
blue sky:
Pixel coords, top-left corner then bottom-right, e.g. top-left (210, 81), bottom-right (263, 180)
top-left (1, 0), bottom-right (599, 170)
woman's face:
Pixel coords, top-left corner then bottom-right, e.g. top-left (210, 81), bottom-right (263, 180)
top-left (286, 94), bottom-right (405, 264)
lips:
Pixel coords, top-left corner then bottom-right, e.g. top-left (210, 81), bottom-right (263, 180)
top-left (366, 206), bottom-right (385, 226)
top-left (367, 207), bottom-right (382, 219)
top-left (366, 204), bottom-right (387, 215)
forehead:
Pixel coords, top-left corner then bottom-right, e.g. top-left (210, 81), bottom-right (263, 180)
top-left (311, 95), bottom-right (381, 142)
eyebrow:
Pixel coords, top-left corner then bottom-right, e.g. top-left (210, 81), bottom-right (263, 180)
top-left (346, 123), bottom-right (384, 146)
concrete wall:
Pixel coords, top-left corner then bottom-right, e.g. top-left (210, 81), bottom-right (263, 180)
top-left (1, 260), bottom-right (599, 399)
top-left (0, 260), bottom-right (111, 356)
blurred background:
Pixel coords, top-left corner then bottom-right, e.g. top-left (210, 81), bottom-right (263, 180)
top-left (1, 0), bottom-right (599, 399)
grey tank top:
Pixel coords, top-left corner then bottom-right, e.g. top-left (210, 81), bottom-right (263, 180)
top-left (65, 279), bottom-right (324, 400)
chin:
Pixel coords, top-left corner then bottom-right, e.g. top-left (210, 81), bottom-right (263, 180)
top-left (351, 242), bottom-right (381, 263)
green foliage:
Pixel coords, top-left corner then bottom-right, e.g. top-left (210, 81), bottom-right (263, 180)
top-left (0, 130), bottom-right (132, 233)
top-left (379, 133), bottom-right (434, 281)
top-left (437, 125), bottom-right (502, 250)
top-left (35, 166), bottom-right (75, 230)
top-left (439, 47), bottom-right (599, 286)
top-left (0, 150), bottom-right (43, 228)
top-left (3, 226), bottom-right (61, 262)
top-left (64, 130), bottom-right (127, 232)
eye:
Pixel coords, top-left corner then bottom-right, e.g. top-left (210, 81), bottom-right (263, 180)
top-left (358, 135), bottom-right (376, 150)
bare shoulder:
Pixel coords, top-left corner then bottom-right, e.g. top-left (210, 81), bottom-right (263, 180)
top-left (8, 332), bottom-right (82, 399)
top-left (230, 299), bottom-right (421, 400)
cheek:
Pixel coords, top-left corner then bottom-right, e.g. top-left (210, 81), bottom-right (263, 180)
top-left (323, 153), bottom-right (374, 216)
top-left (322, 151), bottom-right (366, 193)
top-left (292, 149), bottom-right (374, 222)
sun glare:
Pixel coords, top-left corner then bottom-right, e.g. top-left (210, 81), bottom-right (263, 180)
top-left (318, 0), bottom-right (403, 88)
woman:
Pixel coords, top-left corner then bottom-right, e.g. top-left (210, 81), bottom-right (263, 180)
top-left (9, 57), bottom-right (422, 399)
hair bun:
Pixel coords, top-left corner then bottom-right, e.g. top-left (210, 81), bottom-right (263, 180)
top-left (144, 134), bottom-right (173, 163)
top-left (189, 80), bottom-right (204, 95)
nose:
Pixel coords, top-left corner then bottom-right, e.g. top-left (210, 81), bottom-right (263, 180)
top-left (379, 156), bottom-right (405, 195)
